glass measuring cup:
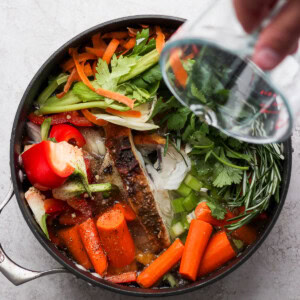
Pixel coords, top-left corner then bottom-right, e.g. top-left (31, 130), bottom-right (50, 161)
top-left (160, 0), bottom-right (300, 144)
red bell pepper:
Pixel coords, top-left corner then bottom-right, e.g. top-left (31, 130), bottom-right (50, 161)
top-left (49, 124), bottom-right (86, 147)
top-left (84, 157), bottom-right (93, 184)
top-left (28, 111), bottom-right (93, 127)
top-left (44, 198), bottom-right (69, 214)
top-left (67, 198), bottom-right (92, 217)
top-left (21, 141), bottom-right (76, 189)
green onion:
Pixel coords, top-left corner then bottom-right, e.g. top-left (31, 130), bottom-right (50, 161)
top-left (171, 197), bottom-right (185, 213)
top-left (183, 192), bottom-right (198, 211)
top-left (177, 182), bottom-right (192, 197)
top-left (40, 118), bottom-right (52, 141)
top-left (184, 174), bottom-right (203, 191)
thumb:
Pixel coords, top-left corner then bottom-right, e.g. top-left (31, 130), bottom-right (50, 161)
top-left (253, 0), bottom-right (300, 70)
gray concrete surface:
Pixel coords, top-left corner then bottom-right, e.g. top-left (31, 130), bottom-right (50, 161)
top-left (0, 0), bottom-right (300, 299)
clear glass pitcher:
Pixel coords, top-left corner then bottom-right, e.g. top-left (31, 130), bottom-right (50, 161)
top-left (160, 0), bottom-right (300, 144)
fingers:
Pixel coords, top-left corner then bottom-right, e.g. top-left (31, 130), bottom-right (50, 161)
top-left (233, 0), bottom-right (278, 33)
top-left (253, 0), bottom-right (300, 70)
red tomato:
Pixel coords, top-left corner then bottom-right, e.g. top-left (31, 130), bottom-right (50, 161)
top-left (49, 124), bottom-right (86, 148)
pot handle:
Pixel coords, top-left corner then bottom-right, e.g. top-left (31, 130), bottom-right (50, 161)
top-left (0, 183), bottom-right (68, 285)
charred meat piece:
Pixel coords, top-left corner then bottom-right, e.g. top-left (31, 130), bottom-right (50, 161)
top-left (105, 124), bottom-right (171, 252)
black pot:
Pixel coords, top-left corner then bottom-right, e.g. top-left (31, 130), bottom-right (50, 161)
top-left (0, 15), bottom-right (291, 297)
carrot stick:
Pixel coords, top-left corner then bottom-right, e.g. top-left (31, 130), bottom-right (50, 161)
top-left (105, 107), bottom-right (141, 118)
top-left (155, 26), bottom-right (165, 54)
top-left (56, 68), bottom-right (78, 99)
top-left (169, 49), bottom-right (188, 88)
top-left (198, 231), bottom-right (236, 277)
top-left (113, 203), bottom-right (136, 221)
top-left (91, 33), bottom-right (102, 48)
top-left (137, 239), bottom-right (184, 288)
top-left (81, 109), bottom-right (108, 126)
top-left (85, 47), bottom-right (105, 58)
top-left (231, 225), bottom-right (257, 245)
top-left (195, 202), bottom-right (225, 226)
top-left (102, 32), bottom-right (128, 39)
top-left (124, 37), bottom-right (136, 50)
top-left (96, 208), bottom-right (135, 268)
top-left (179, 220), bottom-right (213, 281)
top-left (78, 218), bottom-right (108, 275)
top-left (70, 48), bottom-right (95, 92)
top-left (57, 225), bottom-right (92, 269)
top-left (105, 271), bottom-right (137, 284)
top-left (102, 38), bottom-right (120, 64)
top-left (61, 53), bottom-right (97, 71)
top-left (83, 63), bottom-right (93, 77)
top-left (95, 87), bottom-right (135, 109)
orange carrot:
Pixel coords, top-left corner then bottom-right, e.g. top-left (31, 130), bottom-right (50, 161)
top-left (231, 225), bottom-right (257, 245)
top-left (92, 33), bottom-right (102, 48)
top-left (155, 26), bottom-right (165, 54)
top-left (96, 208), bottom-right (135, 268)
top-left (85, 46), bottom-right (105, 58)
top-left (137, 239), bottom-right (184, 288)
top-left (195, 202), bottom-right (225, 226)
top-left (133, 133), bottom-right (166, 146)
top-left (198, 231), bottom-right (236, 277)
top-left (78, 218), bottom-right (108, 275)
top-left (81, 109), bottom-right (108, 126)
top-left (127, 27), bottom-right (139, 37)
top-left (124, 37), bottom-right (136, 50)
top-left (169, 49), bottom-right (188, 88)
top-left (102, 32), bottom-right (128, 39)
top-left (105, 107), bottom-right (141, 118)
top-left (179, 220), bottom-right (213, 281)
top-left (113, 203), bottom-right (136, 221)
top-left (105, 271), bottom-right (137, 284)
top-left (61, 53), bottom-right (97, 71)
top-left (95, 87), bottom-right (135, 109)
top-left (56, 68), bottom-right (78, 99)
top-left (57, 225), bottom-right (92, 269)
top-left (92, 60), bottom-right (97, 77)
top-left (102, 38), bottom-right (120, 64)
top-left (83, 63), bottom-right (93, 77)
top-left (70, 48), bottom-right (95, 92)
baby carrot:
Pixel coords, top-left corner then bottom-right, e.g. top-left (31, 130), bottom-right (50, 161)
top-left (179, 220), bottom-right (213, 281)
top-left (198, 231), bottom-right (236, 277)
top-left (57, 225), bottom-right (92, 270)
top-left (137, 239), bottom-right (184, 288)
top-left (78, 218), bottom-right (108, 276)
top-left (96, 208), bottom-right (135, 268)
top-left (102, 38), bottom-right (120, 64)
top-left (113, 202), bottom-right (136, 221)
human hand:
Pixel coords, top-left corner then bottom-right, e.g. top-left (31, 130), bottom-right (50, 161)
top-left (233, 0), bottom-right (300, 70)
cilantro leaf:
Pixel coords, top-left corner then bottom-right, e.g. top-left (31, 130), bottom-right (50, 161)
top-left (212, 162), bottom-right (243, 187)
top-left (167, 107), bottom-right (191, 130)
top-left (188, 130), bottom-right (213, 147)
top-left (151, 96), bottom-right (180, 119)
top-left (206, 200), bottom-right (227, 220)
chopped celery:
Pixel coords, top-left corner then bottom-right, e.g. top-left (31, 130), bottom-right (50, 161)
top-left (43, 91), bottom-right (81, 107)
top-left (40, 117), bottom-right (51, 141)
top-left (184, 174), bottom-right (203, 191)
top-left (232, 239), bottom-right (244, 251)
top-left (177, 182), bottom-right (192, 197)
top-left (170, 222), bottom-right (185, 238)
top-left (171, 197), bottom-right (185, 213)
top-left (163, 273), bottom-right (178, 287)
top-left (183, 192), bottom-right (198, 211)
top-left (181, 214), bottom-right (189, 230)
top-left (186, 211), bottom-right (196, 223)
top-left (171, 214), bottom-right (182, 226)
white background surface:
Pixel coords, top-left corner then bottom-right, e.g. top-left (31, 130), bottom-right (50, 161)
top-left (1, 0), bottom-right (300, 299)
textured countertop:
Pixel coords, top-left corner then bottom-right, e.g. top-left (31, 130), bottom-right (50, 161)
top-left (1, 1), bottom-right (300, 299)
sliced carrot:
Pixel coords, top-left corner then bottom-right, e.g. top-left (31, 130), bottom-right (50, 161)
top-left (113, 203), bottom-right (136, 221)
top-left (56, 68), bottom-right (78, 99)
top-left (231, 225), bottom-right (257, 245)
top-left (102, 38), bottom-right (120, 64)
top-left (92, 33), bottom-right (101, 48)
top-left (195, 202), bottom-right (225, 226)
top-left (79, 218), bottom-right (108, 276)
top-left (96, 208), bottom-right (135, 268)
top-left (59, 211), bottom-right (88, 226)
top-left (83, 63), bottom-right (93, 77)
top-left (179, 220), bottom-right (213, 281)
top-left (92, 60), bottom-right (97, 77)
top-left (70, 48), bottom-right (95, 91)
top-left (124, 37), bottom-right (136, 50)
top-left (102, 32), bottom-right (128, 39)
top-left (169, 49), bottom-right (188, 88)
top-left (105, 107), bottom-right (141, 118)
top-left (81, 109), bottom-right (108, 126)
top-left (57, 225), bottom-right (92, 269)
top-left (61, 53), bottom-right (97, 71)
top-left (198, 231), bottom-right (236, 277)
top-left (155, 26), bottom-right (165, 54)
top-left (85, 46), bottom-right (105, 58)
top-left (105, 271), bottom-right (137, 284)
top-left (137, 239), bottom-right (184, 288)
top-left (96, 88), bottom-right (135, 109)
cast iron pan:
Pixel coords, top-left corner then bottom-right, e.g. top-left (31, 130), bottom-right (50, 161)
top-left (0, 15), bottom-right (291, 297)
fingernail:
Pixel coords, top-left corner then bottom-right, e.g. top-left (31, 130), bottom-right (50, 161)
top-left (253, 48), bottom-right (281, 70)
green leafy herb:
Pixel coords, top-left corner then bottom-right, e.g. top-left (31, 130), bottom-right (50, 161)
top-left (73, 82), bottom-right (103, 102)
top-left (212, 162), bottom-right (243, 188)
top-left (206, 199), bottom-right (227, 220)
top-left (132, 29), bottom-right (150, 55)
top-left (167, 107), bottom-right (191, 130)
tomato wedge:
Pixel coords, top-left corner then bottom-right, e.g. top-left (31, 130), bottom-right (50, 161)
top-left (49, 124), bottom-right (86, 147)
